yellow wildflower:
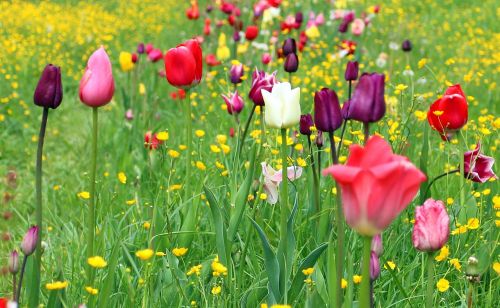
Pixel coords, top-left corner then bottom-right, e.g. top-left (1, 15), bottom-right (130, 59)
top-left (77, 191), bottom-right (90, 199)
top-left (87, 256), bottom-right (107, 268)
top-left (45, 281), bottom-right (69, 290)
top-left (136, 249), bottom-right (154, 261)
top-left (118, 172), bottom-right (127, 184)
top-left (436, 278), bottom-right (449, 292)
top-left (172, 247), bottom-right (188, 257)
top-left (435, 246), bottom-right (449, 262)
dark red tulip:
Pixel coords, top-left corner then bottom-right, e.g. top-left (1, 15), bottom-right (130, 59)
top-left (402, 39), bottom-right (412, 52)
top-left (34, 64), bottom-right (62, 109)
top-left (299, 114), bottom-right (314, 136)
top-left (282, 38), bottom-right (297, 56)
top-left (245, 25), bottom-right (259, 41)
top-left (342, 73), bottom-right (385, 123)
top-left (164, 39), bottom-right (203, 89)
top-left (284, 52), bottom-right (299, 73)
top-left (131, 53), bottom-right (138, 63)
top-left (314, 88), bottom-right (343, 132)
top-left (137, 43), bottom-right (145, 54)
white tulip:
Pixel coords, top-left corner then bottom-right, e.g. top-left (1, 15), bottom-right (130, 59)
top-left (262, 82), bottom-right (301, 129)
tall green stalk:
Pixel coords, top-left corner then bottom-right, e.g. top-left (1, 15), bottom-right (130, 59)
top-left (30, 107), bottom-right (49, 307)
top-left (425, 252), bottom-right (435, 308)
top-left (280, 128), bottom-right (289, 303)
top-left (86, 107), bottom-right (98, 283)
top-left (359, 236), bottom-right (373, 308)
top-left (184, 91), bottom-right (192, 203)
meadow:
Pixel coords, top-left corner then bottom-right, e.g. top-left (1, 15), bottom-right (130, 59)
top-left (0, 0), bottom-right (498, 307)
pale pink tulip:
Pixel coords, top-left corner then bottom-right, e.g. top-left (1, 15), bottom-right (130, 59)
top-left (412, 198), bottom-right (450, 252)
top-left (261, 162), bottom-right (303, 205)
top-left (351, 18), bottom-right (365, 36)
top-left (79, 47), bottom-right (115, 107)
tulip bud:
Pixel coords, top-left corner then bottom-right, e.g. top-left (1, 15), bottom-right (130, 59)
top-left (282, 38), bottom-right (297, 56)
top-left (315, 131), bottom-right (323, 147)
top-left (79, 47), bottom-right (115, 107)
top-left (412, 199), bottom-right (449, 252)
top-left (295, 12), bottom-right (303, 25)
top-left (148, 49), bottom-right (163, 62)
top-left (261, 53), bottom-right (271, 65)
top-left (125, 109), bottom-right (134, 121)
top-left (370, 252), bottom-right (381, 281)
top-left (230, 63), bottom-right (244, 84)
top-left (8, 250), bottom-right (19, 274)
top-left (34, 64), bottom-right (63, 109)
top-left (371, 234), bottom-right (383, 257)
top-left (131, 53), bottom-right (138, 63)
top-left (229, 127), bottom-right (235, 137)
top-left (314, 88), bottom-right (343, 132)
top-left (245, 25), bottom-right (259, 41)
top-left (284, 53), bottom-right (299, 73)
top-left (145, 43), bottom-right (153, 54)
top-left (21, 226), bottom-right (39, 256)
top-left (137, 43), bottom-right (145, 54)
top-left (164, 39), bottom-right (203, 89)
top-left (233, 31), bottom-right (241, 42)
top-left (248, 69), bottom-right (277, 106)
top-left (402, 39), bottom-right (412, 52)
top-left (222, 91), bottom-right (244, 115)
top-left (342, 73), bottom-right (385, 123)
top-left (299, 114), bottom-right (314, 136)
top-left (344, 61), bottom-right (359, 81)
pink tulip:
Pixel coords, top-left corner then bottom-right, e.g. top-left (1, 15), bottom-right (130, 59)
top-left (412, 198), bottom-right (449, 252)
top-left (351, 18), bottom-right (365, 36)
top-left (323, 136), bottom-right (426, 236)
top-left (79, 47), bottom-right (115, 107)
top-left (261, 162), bottom-right (303, 205)
top-left (464, 143), bottom-right (497, 183)
top-left (371, 234), bottom-right (383, 256)
top-left (221, 91), bottom-right (244, 115)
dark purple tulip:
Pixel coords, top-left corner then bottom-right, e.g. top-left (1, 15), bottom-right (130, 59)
top-left (315, 131), bottom-right (324, 147)
top-left (137, 43), bottom-right (145, 54)
top-left (34, 64), bottom-right (62, 109)
top-left (345, 61), bottom-right (359, 81)
top-left (233, 31), bottom-right (241, 42)
top-left (314, 88), bottom-right (343, 132)
top-left (282, 38), bottom-right (297, 56)
top-left (299, 114), bottom-right (314, 135)
top-left (338, 21), bottom-right (349, 33)
top-left (206, 5), bottom-right (214, 13)
top-left (342, 73), bottom-right (385, 123)
top-left (370, 252), bottom-right (381, 280)
top-left (248, 69), bottom-right (277, 106)
top-left (339, 11), bottom-right (355, 33)
top-left (21, 226), bottom-right (39, 256)
top-left (402, 39), bottom-right (412, 52)
top-left (230, 63), bottom-right (244, 84)
top-left (284, 53), bottom-right (299, 73)
top-left (9, 250), bottom-right (19, 274)
top-left (295, 12), bottom-right (303, 24)
top-left (464, 143), bottom-right (497, 183)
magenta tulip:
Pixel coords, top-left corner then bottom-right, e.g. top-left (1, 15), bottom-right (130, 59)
top-left (464, 143), bottom-right (497, 183)
top-left (222, 91), bottom-right (244, 115)
top-left (21, 226), bottom-right (39, 256)
top-left (79, 47), bottom-right (115, 107)
top-left (412, 198), bottom-right (449, 252)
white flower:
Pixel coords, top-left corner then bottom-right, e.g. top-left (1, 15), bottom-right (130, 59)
top-left (262, 82), bottom-right (301, 129)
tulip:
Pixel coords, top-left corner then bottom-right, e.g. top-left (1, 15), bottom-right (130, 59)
top-left (323, 136), bottom-right (426, 236)
top-left (9, 250), bottom-right (19, 274)
top-left (245, 25), bottom-right (259, 41)
top-left (145, 43), bottom-right (153, 54)
top-left (79, 46), bottom-right (115, 107)
top-left (314, 88), bottom-right (343, 132)
top-left (147, 48), bottom-right (163, 62)
top-left (164, 39), bottom-right (203, 89)
top-left (222, 91), bottom-right (244, 115)
top-left (412, 199), bottom-right (449, 252)
top-left (186, 3), bottom-right (199, 19)
top-left (144, 131), bottom-right (162, 150)
top-left (21, 226), bottom-right (39, 256)
top-left (261, 162), bottom-right (303, 205)
top-left (261, 53), bottom-right (271, 65)
top-left (125, 109), bottom-right (134, 121)
top-left (248, 69), bottom-right (277, 106)
top-left (33, 64), bottom-right (62, 109)
top-left (205, 54), bottom-right (221, 66)
top-left (402, 39), bottom-right (412, 52)
top-left (464, 143), bottom-right (497, 183)
top-left (427, 84), bottom-right (468, 140)
top-left (299, 114), bottom-right (314, 136)
top-left (262, 82), bottom-right (301, 129)
top-left (282, 38), bottom-right (297, 56)
top-left (233, 31), bottom-right (241, 42)
top-left (342, 73), bottom-right (385, 123)
top-left (284, 52), bottom-right (299, 73)
top-left (295, 12), bottom-right (304, 24)
top-left (315, 131), bottom-right (324, 147)
top-left (351, 18), bottom-right (365, 36)
top-left (137, 43), bottom-right (145, 54)
top-left (344, 61), bottom-right (359, 81)
top-left (370, 252), bottom-right (380, 280)
top-left (119, 52), bottom-right (134, 72)
top-left (131, 53), bottom-right (138, 63)
top-left (229, 63), bottom-right (244, 84)
top-left (371, 234), bottom-right (383, 257)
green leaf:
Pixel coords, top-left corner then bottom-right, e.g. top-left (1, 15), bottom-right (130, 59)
top-left (99, 241), bottom-right (121, 307)
top-left (251, 218), bottom-right (281, 303)
top-left (228, 145), bottom-right (257, 241)
top-left (288, 242), bottom-right (329, 303)
top-left (204, 186), bottom-right (230, 266)
top-left (419, 123), bottom-right (430, 203)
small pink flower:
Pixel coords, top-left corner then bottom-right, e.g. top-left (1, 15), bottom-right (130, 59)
top-left (412, 198), bottom-right (449, 252)
top-left (261, 162), bottom-right (303, 205)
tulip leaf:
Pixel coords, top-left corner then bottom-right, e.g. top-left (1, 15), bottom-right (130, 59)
top-left (288, 242), bottom-right (328, 303)
top-left (250, 218), bottom-right (281, 303)
top-left (228, 145), bottom-right (257, 241)
top-left (99, 240), bottom-right (121, 308)
top-left (204, 186), bottom-right (230, 266)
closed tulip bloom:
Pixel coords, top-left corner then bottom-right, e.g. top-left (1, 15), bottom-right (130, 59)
top-left (412, 198), bottom-right (450, 252)
top-left (230, 63), bottom-right (244, 84)
top-left (342, 73), bottom-right (385, 123)
top-left (79, 47), bottom-right (115, 107)
top-left (427, 84), bottom-right (468, 140)
top-left (299, 114), bottom-right (314, 136)
top-left (245, 25), bottom-right (259, 41)
top-left (282, 38), bottom-right (297, 56)
top-left (402, 39), bottom-right (412, 52)
top-left (137, 43), bottom-right (145, 54)
top-left (351, 18), bottom-right (365, 36)
top-left (344, 61), bottom-right (359, 81)
top-left (262, 82), bottom-right (301, 129)
top-left (21, 226), bottom-right (39, 256)
top-left (147, 48), bottom-right (163, 62)
top-left (314, 88), bottom-right (342, 132)
top-left (284, 52), bottom-right (299, 73)
top-left (34, 64), bottom-right (62, 109)
top-left (164, 39), bottom-right (203, 89)
top-left (9, 250), bottom-right (19, 274)
top-left (248, 69), bottom-right (277, 106)
top-left (464, 143), bottom-right (497, 183)
top-left (371, 234), bottom-right (383, 257)
top-left (262, 53), bottom-right (272, 65)
top-left (119, 52), bottom-right (134, 71)
top-left (222, 91), bottom-right (244, 115)
top-left (370, 252), bottom-right (380, 280)
top-left (323, 136), bottom-right (426, 236)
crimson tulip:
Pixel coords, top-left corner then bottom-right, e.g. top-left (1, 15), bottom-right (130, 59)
top-left (245, 25), bottom-right (259, 41)
top-left (164, 39), bottom-right (203, 89)
top-left (427, 84), bottom-right (468, 140)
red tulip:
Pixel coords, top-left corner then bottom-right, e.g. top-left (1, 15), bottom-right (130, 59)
top-left (186, 3), bottom-right (200, 20)
top-left (412, 198), bottom-right (449, 252)
top-left (245, 25), bottom-right (259, 41)
top-left (79, 46), bottom-right (115, 107)
top-left (427, 84), bottom-right (468, 140)
top-left (323, 136), bottom-right (426, 236)
top-left (144, 131), bottom-right (162, 150)
top-left (261, 53), bottom-right (271, 65)
top-left (164, 39), bottom-right (203, 89)
top-left (205, 54), bottom-right (221, 66)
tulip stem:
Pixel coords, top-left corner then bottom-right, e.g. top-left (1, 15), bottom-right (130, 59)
top-left (363, 122), bottom-right (370, 145)
top-left (86, 107), bottom-right (98, 283)
top-left (32, 106), bottom-right (48, 306)
top-left (184, 91), bottom-right (192, 202)
top-left (280, 128), bottom-right (289, 303)
top-left (15, 255), bottom-right (28, 304)
top-left (425, 252), bottom-right (435, 308)
top-left (359, 236), bottom-right (372, 308)
top-left (238, 104), bottom-right (256, 156)
top-left (307, 136), bottom-right (320, 212)
top-left (12, 273), bottom-right (17, 301)
top-left (337, 81), bottom-right (352, 155)
top-left (422, 169), bottom-right (460, 200)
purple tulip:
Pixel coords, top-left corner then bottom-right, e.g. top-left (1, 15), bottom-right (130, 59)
top-left (314, 88), bottom-right (343, 132)
top-left (370, 252), bottom-right (381, 280)
top-left (299, 114), bottom-right (314, 136)
top-left (230, 63), bottom-right (244, 84)
top-left (222, 91), bottom-right (244, 115)
top-left (248, 69), bottom-right (277, 106)
top-left (284, 53), bottom-right (299, 73)
top-left (282, 38), bottom-right (297, 56)
top-left (402, 39), bottom-right (412, 52)
top-left (137, 43), bottom-right (145, 54)
top-left (34, 64), bottom-right (62, 109)
top-left (21, 226), bottom-right (39, 256)
top-left (342, 73), bottom-right (385, 123)
top-left (371, 234), bottom-right (383, 257)
top-left (339, 11), bottom-right (355, 33)
top-left (344, 61), bottom-right (359, 81)
top-left (295, 12), bottom-right (304, 25)
top-left (233, 31), bottom-right (241, 42)
top-left (464, 143), bottom-right (497, 183)
top-left (9, 250), bottom-right (19, 274)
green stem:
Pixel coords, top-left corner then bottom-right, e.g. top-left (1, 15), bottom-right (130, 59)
top-left (31, 107), bottom-right (48, 306)
top-left (425, 252), bottom-right (435, 308)
top-left (363, 122), bottom-right (370, 145)
top-left (16, 256), bottom-right (28, 304)
top-left (280, 128), bottom-right (289, 303)
top-left (359, 236), bottom-right (372, 308)
top-left (184, 91), bottom-right (192, 202)
top-left (86, 107), bottom-right (98, 283)
top-left (422, 169), bottom-right (460, 200)
top-left (307, 137), bottom-right (320, 213)
top-left (237, 104), bottom-right (256, 155)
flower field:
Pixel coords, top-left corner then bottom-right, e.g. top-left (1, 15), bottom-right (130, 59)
top-left (0, 0), bottom-right (498, 307)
